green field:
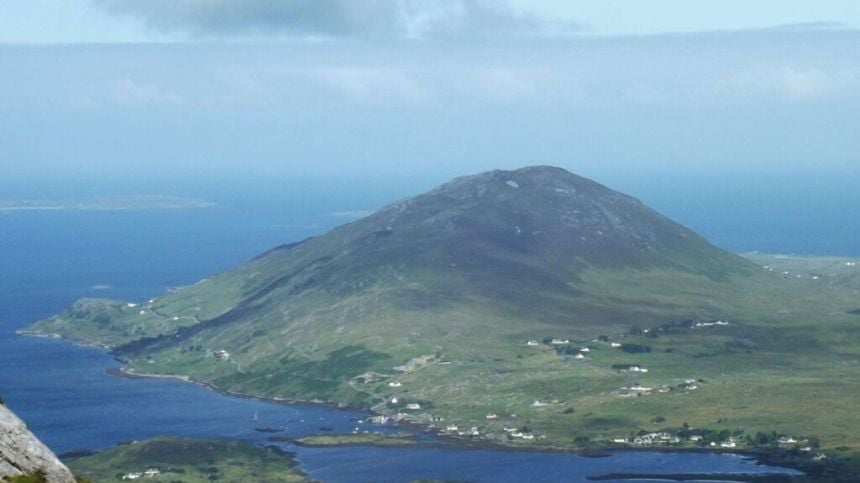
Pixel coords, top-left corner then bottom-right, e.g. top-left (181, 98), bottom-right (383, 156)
top-left (31, 255), bottom-right (860, 463)
top-left (66, 438), bottom-right (306, 483)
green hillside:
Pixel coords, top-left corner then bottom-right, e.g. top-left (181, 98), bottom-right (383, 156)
top-left (66, 438), bottom-right (306, 483)
top-left (28, 167), bottom-right (860, 472)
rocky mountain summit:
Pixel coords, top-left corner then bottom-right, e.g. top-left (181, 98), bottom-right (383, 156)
top-left (1, 401), bottom-right (75, 482)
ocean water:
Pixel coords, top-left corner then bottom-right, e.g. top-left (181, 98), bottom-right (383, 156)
top-left (0, 177), bottom-right (840, 481)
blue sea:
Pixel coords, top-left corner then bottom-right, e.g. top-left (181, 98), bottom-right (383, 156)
top-left (2, 174), bottom-right (849, 482)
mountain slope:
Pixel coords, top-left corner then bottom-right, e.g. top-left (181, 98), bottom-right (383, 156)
top-left (0, 402), bottom-right (76, 482)
top-left (28, 166), bottom-right (860, 457)
top-left (30, 166), bottom-right (751, 348)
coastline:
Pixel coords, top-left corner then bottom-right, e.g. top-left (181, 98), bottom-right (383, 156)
top-left (107, 366), bottom-right (355, 410)
top-left (16, 329), bottom-right (114, 350)
top-left (106, 363), bottom-right (809, 467)
top-left (19, 331), bottom-right (820, 479)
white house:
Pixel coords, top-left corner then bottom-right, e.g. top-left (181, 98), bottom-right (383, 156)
top-left (574, 354), bottom-right (585, 359)
top-left (390, 397), bottom-right (399, 404)
top-left (388, 381), bottom-right (402, 387)
top-left (720, 439), bottom-right (737, 449)
top-left (406, 403), bottom-right (421, 410)
top-left (610, 342), bottom-right (622, 348)
top-left (485, 413), bottom-right (498, 419)
top-left (550, 338), bottom-right (570, 345)
top-left (627, 384), bottom-right (653, 392)
top-left (579, 347), bottom-right (590, 353)
top-left (526, 340), bottom-right (539, 346)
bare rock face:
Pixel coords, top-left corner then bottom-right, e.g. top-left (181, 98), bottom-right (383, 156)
top-left (0, 402), bottom-right (76, 482)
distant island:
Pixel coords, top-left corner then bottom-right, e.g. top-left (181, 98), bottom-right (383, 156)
top-left (27, 166), bottom-right (860, 479)
top-left (0, 195), bottom-right (215, 212)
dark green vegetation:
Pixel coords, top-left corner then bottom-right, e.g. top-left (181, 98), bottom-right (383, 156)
top-left (294, 434), bottom-right (418, 447)
top-left (29, 167), bottom-right (860, 474)
top-left (65, 438), bottom-right (305, 483)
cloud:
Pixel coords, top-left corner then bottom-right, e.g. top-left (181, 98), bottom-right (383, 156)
top-left (93, 0), bottom-right (567, 40)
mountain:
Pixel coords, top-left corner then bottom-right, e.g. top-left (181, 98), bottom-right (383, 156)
top-left (28, 166), bottom-right (860, 456)
top-left (0, 401), bottom-right (76, 482)
top-left (31, 166), bottom-right (751, 358)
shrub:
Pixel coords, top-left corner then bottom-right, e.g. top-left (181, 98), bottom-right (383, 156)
top-left (8, 471), bottom-right (48, 483)
top-left (621, 343), bottom-right (652, 354)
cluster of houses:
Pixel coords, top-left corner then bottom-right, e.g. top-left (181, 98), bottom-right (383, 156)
top-left (611, 432), bottom-right (680, 446)
top-left (213, 349), bottom-right (231, 361)
top-left (618, 379), bottom-right (700, 397)
top-left (616, 365), bottom-right (648, 373)
top-left (777, 436), bottom-right (818, 453)
top-left (532, 399), bottom-right (563, 407)
top-left (121, 469), bottom-right (160, 480)
top-left (714, 437), bottom-right (737, 448)
top-left (443, 424), bottom-right (481, 437)
top-left (612, 433), bottom-right (739, 449)
top-left (503, 427), bottom-right (535, 440)
top-left (678, 379), bottom-right (700, 391)
top-left (526, 338), bottom-right (573, 346)
top-left (618, 383), bottom-right (654, 396)
top-left (367, 415), bottom-right (391, 424)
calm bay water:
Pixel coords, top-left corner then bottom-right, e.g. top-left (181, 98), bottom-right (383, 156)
top-left (1, 179), bottom-right (842, 481)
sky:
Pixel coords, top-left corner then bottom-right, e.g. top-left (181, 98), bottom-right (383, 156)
top-left (2, 1), bottom-right (860, 42)
top-left (0, 1), bottom-right (859, 189)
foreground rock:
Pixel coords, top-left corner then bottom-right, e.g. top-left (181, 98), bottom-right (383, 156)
top-left (0, 402), bottom-right (76, 482)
